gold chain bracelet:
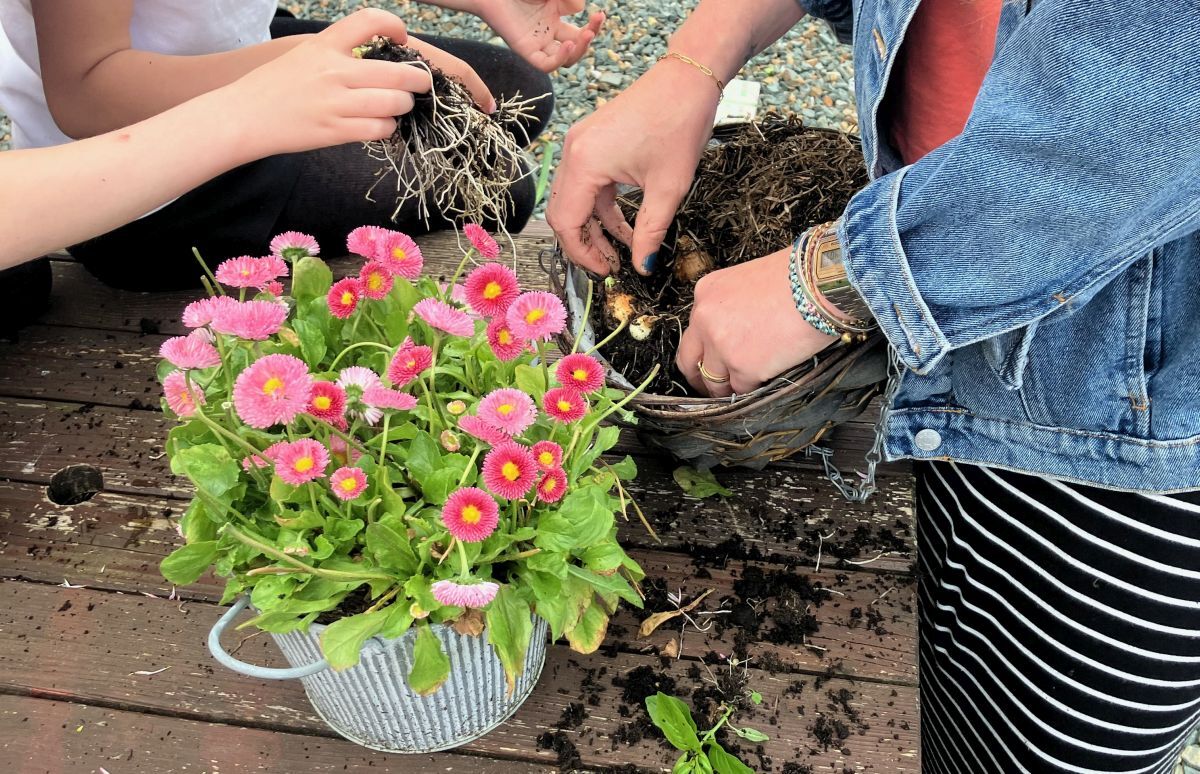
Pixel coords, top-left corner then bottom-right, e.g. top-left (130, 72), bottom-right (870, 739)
top-left (657, 52), bottom-right (725, 95)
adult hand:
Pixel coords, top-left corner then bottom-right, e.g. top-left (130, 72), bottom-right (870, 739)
top-left (676, 247), bottom-right (838, 397)
top-left (479, 0), bottom-right (605, 73)
top-left (228, 9), bottom-right (433, 156)
top-left (547, 58), bottom-right (720, 276)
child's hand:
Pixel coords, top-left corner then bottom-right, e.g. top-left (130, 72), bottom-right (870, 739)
top-left (406, 37), bottom-right (497, 113)
top-left (226, 9), bottom-right (434, 156)
top-left (480, 0), bottom-right (605, 72)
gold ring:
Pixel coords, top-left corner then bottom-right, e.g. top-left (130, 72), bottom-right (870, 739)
top-left (697, 360), bottom-right (730, 384)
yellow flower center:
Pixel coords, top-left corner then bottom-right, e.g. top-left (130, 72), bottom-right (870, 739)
top-left (556, 399), bottom-right (573, 413)
top-left (340, 291), bottom-right (354, 305)
top-left (498, 330), bottom-right (513, 345)
top-left (483, 281), bottom-right (503, 300)
top-left (501, 461), bottom-right (521, 481)
top-left (294, 456), bottom-right (314, 473)
top-left (524, 308), bottom-right (546, 324)
top-left (240, 268), bottom-right (251, 277)
top-left (313, 395), bottom-right (332, 410)
top-left (572, 368), bottom-right (588, 382)
top-left (340, 477), bottom-right (358, 492)
top-left (461, 505), bottom-right (482, 525)
top-left (538, 452), bottom-right (554, 466)
top-left (497, 403), bottom-right (514, 416)
top-left (392, 247), bottom-right (407, 261)
top-left (542, 477), bottom-right (558, 493)
top-left (367, 273), bottom-right (383, 291)
top-left (262, 377), bottom-right (284, 396)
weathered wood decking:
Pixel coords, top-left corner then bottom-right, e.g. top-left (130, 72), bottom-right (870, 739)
top-left (0, 223), bottom-right (919, 772)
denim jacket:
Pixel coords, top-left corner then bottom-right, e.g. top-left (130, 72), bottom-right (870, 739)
top-left (798, 0), bottom-right (1200, 492)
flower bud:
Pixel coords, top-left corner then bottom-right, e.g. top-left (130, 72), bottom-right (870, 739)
top-left (409, 602), bottom-right (430, 620)
top-left (446, 400), bottom-right (467, 416)
top-left (440, 429), bottom-right (461, 452)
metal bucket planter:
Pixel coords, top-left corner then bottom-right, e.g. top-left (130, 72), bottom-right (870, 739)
top-left (208, 597), bottom-right (549, 753)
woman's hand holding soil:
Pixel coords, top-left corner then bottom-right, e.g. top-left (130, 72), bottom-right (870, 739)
top-left (676, 247), bottom-right (837, 398)
top-left (547, 61), bottom-right (720, 277)
top-left (225, 10), bottom-right (434, 157)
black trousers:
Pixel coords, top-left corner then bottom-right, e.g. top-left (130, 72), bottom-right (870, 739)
top-left (3, 14), bottom-right (553, 312)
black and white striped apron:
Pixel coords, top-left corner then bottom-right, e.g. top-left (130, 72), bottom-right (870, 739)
top-left (917, 460), bottom-right (1200, 774)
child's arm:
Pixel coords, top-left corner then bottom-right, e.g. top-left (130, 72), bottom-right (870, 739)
top-left (0, 10), bottom-right (431, 268)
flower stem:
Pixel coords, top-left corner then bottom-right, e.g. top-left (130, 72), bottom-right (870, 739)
top-left (572, 278), bottom-right (595, 355)
top-left (443, 247), bottom-right (476, 303)
top-left (366, 584), bottom-right (402, 614)
top-left (328, 340), bottom-right (393, 371)
top-left (378, 414), bottom-right (391, 467)
top-left (456, 538), bottom-right (471, 579)
top-left (224, 523), bottom-right (392, 582)
top-left (192, 248), bottom-right (224, 296)
top-left (535, 340), bottom-right (552, 393)
top-left (585, 316), bottom-right (628, 357)
top-left (458, 446), bottom-right (482, 487)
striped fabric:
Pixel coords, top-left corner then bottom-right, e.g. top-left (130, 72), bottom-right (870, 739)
top-left (916, 460), bottom-right (1200, 774)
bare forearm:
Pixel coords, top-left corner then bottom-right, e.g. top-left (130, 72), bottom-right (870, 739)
top-left (668, 0), bottom-right (805, 83)
top-left (0, 91), bottom-right (255, 267)
top-left (49, 37), bottom-right (308, 138)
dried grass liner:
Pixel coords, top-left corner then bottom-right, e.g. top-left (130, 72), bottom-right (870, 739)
top-left (548, 115), bottom-right (889, 470)
top-left (357, 37), bottom-right (543, 232)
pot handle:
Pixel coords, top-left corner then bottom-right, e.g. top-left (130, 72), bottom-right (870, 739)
top-left (208, 596), bottom-right (331, 680)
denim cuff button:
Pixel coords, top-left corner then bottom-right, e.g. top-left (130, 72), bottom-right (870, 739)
top-left (914, 429), bottom-right (943, 452)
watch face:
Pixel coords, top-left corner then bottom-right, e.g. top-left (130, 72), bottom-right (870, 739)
top-left (815, 242), bottom-right (844, 281)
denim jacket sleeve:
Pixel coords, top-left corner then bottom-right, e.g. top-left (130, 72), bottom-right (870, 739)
top-left (840, 2), bottom-right (1200, 375)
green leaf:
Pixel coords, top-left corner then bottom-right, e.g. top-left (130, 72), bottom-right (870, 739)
top-left (564, 597), bottom-right (609, 654)
top-left (567, 565), bottom-right (641, 608)
top-left (408, 622), bottom-right (451, 695)
top-left (581, 542), bottom-right (627, 574)
top-left (321, 610), bottom-right (386, 671)
top-left (535, 486), bottom-right (614, 552)
top-left (405, 431), bottom-right (443, 482)
top-left (734, 726), bottom-right (770, 743)
top-left (379, 602), bottom-right (415, 639)
top-left (485, 585), bottom-right (533, 693)
top-left (573, 424), bottom-right (622, 477)
top-left (274, 509), bottom-right (324, 530)
top-left (159, 541), bottom-right (218, 585)
top-left (749, 691), bottom-right (763, 705)
top-left (179, 500), bottom-right (217, 543)
top-left (532, 572), bottom-right (590, 641)
top-left (171, 444), bottom-right (239, 499)
top-left (672, 466), bottom-right (732, 499)
top-left (292, 317), bottom-right (328, 367)
top-left (705, 743), bottom-right (755, 774)
top-left (292, 255), bottom-right (334, 304)
top-left (405, 574), bottom-right (439, 613)
top-left (609, 455), bottom-right (638, 480)
top-left (420, 467), bottom-right (462, 505)
top-left (645, 692), bottom-right (702, 753)
top-left (365, 520), bottom-right (419, 574)
top-left (514, 364), bottom-right (547, 397)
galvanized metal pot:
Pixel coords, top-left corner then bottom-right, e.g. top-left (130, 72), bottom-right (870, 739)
top-left (208, 597), bottom-right (549, 753)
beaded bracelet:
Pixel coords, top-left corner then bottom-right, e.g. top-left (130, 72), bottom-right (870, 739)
top-left (788, 233), bottom-right (840, 338)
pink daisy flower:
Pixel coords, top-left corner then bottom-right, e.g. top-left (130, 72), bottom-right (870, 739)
top-left (162, 371), bottom-right (206, 417)
top-left (485, 317), bottom-right (527, 362)
top-left (536, 467), bottom-right (568, 504)
top-left (477, 387), bottom-right (537, 436)
top-left (387, 342), bottom-right (434, 387)
top-left (242, 454), bottom-right (270, 472)
top-left (481, 442), bottom-right (537, 501)
top-left (531, 440), bottom-right (563, 472)
top-left (464, 263), bottom-right (519, 317)
top-left (441, 487), bottom-right (500, 542)
top-left (459, 414), bottom-right (511, 447)
top-left (327, 277), bottom-right (362, 320)
top-left (263, 280), bottom-right (285, 297)
top-left (330, 466), bottom-right (368, 501)
top-left (215, 256), bottom-right (278, 289)
top-left (181, 295), bottom-right (238, 328)
top-left (363, 385), bottom-right (419, 411)
top-left (346, 225), bottom-right (388, 258)
top-left (544, 387), bottom-right (588, 424)
top-left (270, 231), bottom-right (320, 261)
top-left (160, 330), bottom-right (220, 370)
top-left (506, 291), bottom-right (567, 342)
top-left (432, 579), bottom-right (499, 609)
top-left (414, 298), bottom-right (475, 338)
top-left (210, 299), bottom-right (289, 341)
top-left (359, 261), bottom-right (394, 300)
top-left (329, 435), bottom-right (360, 467)
top-left (336, 366), bottom-right (384, 425)
top-left (374, 230), bottom-right (423, 279)
top-left (440, 282), bottom-right (472, 309)
top-left (262, 441), bottom-right (290, 462)
top-left (306, 381), bottom-right (347, 423)
top-left (556, 353), bottom-right (605, 394)
top-left (232, 354), bottom-right (313, 428)
top-left (273, 439), bottom-right (330, 486)
top-left (464, 223), bottom-right (501, 260)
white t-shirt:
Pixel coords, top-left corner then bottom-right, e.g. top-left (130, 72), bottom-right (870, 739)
top-left (0, 0), bottom-right (277, 149)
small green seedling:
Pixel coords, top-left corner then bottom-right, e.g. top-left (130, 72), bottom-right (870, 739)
top-left (645, 690), bottom-right (766, 773)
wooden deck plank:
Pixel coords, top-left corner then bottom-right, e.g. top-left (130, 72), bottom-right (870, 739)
top-left (0, 581), bottom-right (919, 772)
top-left (0, 397), bottom-right (914, 573)
top-left (0, 694), bottom-right (558, 773)
top-left (0, 481), bottom-right (916, 683)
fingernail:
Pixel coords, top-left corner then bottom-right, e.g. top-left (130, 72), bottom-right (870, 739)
top-left (642, 252), bottom-right (657, 273)
top-left (486, 97), bottom-right (498, 114)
